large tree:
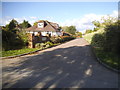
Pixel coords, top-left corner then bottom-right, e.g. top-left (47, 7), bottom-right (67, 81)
top-left (62, 26), bottom-right (77, 35)
top-left (8, 19), bottom-right (18, 33)
top-left (19, 20), bottom-right (31, 29)
top-left (2, 19), bottom-right (29, 50)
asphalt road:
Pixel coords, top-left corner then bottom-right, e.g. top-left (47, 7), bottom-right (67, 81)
top-left (2, 38), bottom-right (118, 88)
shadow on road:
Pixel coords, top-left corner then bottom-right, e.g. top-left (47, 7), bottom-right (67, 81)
top-left (2, 45), bottom-right (118, 88)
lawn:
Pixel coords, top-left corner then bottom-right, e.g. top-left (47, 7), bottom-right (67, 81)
top-left (2, 48), bottom-right (40, 57)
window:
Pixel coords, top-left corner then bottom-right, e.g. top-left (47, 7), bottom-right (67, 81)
top-left (38, 23), bottom-right (44, 28)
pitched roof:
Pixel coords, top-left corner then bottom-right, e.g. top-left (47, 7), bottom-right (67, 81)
top-left (26, 20), bottom-right (60, 32)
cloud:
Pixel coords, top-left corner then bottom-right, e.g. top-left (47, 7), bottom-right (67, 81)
top-left (111, 10), bottom-right (118, 17)
top-left (1, 10), bottom-right (118, 33)
top-left (1, 16), bottom-right (39, 26)
top-left (0, 16), bottom-right (55, 26)
top-left (29, 16), bottom-right (37, 19)
top-left (59, 10), bottom-right (118, 33)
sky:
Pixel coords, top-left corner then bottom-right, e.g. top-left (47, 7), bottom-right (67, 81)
top-left (1, 2), bottom-right (118, 33)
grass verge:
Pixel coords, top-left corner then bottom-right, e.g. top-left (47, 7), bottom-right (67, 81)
top-left (83, 29), bottom-right (119, 71)
top-left (1, 43), bottom-right (61, 57)
top-left (93, 47), bottom-right (120, 70)
top-left (1, 48), bottom-right (41, 57)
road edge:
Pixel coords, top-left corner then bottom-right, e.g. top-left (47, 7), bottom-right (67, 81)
top-left (83, 38), bottom-right (119, 73)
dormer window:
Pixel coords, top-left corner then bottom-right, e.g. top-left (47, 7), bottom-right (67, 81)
top-left (38, 23), bottom-right (44, 28)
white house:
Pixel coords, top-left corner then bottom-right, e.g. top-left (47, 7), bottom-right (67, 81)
top-left (26, 20), bottom-right (62, 37)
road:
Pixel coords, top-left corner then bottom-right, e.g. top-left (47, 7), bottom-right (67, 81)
top-left (2, 38), bottom-right (118, 88)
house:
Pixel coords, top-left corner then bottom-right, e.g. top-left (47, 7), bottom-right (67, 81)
top-left (26, 20), bottom-right (62, 37)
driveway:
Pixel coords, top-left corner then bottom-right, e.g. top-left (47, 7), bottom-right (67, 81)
top-left (2, 38), bottom-right (118, 88)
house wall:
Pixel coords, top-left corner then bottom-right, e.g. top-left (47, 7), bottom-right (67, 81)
top-left (28, 31), bottom-right (38, 35)
top-left (41, 31), bottom-right (62, 36)
top-left (27, 31), bottom-right (62, 36)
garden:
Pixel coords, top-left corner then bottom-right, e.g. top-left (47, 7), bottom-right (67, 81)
top-left (1, 19), bottom-right (76, 57)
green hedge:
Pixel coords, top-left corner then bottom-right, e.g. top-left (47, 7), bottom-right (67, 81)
top-left (50, 36), bottom-right (75, 44)
top-left (91, 21), bottom-right (120, 55)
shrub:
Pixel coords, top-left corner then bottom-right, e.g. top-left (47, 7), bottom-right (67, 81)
top-left (60, 36), bottom-right (75, 42)
top-left (103, 21), bottom-right (120, 54)
top-left (35, 43), bottom-right (46, 48)
top-left (91, 33), bottom-right (105, 47)
top-left (45, 41), bottom-right (54, 48)
top-left (2, 30), bottom-right (24, 51)
top-left (50, 37), bottom-right (62, 43)
top-left (50, 36), bottom-right (75, 44)
top-left (91, 20), bottom-right (120, 55)
top-left (35, 41), bottom-right (54, 48)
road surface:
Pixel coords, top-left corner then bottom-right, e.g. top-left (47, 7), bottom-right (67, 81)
top-left (2, 38), bottom-right (118, 88)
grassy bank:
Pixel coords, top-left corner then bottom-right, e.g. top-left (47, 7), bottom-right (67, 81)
top-left (2, 48), bottom-right (40, 57)
top-left (93, 47), bottom-right (120, 70)
top-left (83, 30), bottom-right (119, 70)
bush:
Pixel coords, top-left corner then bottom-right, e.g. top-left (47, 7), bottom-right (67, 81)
top-left (50, 37), bottom-right (60, 43)
top-left (2, 30), bottom-right (24, 51)
top-left (35, 41), bottom-right (54, 48)
top-left (103, 21), bottom-right (120, 54)
top-left (50, 36), bottom-right (75, 44)
top-left (60, 36), bottom-right (75, 42)
top-left (91, 20), bottom-right (120, 55)
top-left (91, 33), bottom-right (105, 47)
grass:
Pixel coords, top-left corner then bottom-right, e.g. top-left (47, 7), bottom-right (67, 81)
top-left (93, 47), bottom-right (120, 70)
top-left (1, 42), bottom-right (61, 57)
top-left (2, 48), bottom-right (41, 57)
top-left (83, 29), bottom-right (104, 43)
top-left (83, 29), bottom-right (119, 70)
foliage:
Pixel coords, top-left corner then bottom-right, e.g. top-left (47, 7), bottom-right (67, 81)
top-left (35, 41), bottom-right (54, 48)
top-left (93, 48), bottom-right (120, 70)
top-left (50, 36), bottom-right (75, 44)
top-left (62, 26), bottom-right (77, 35)
top-left (85, 29), bottom-right (93, 34)
top-left (101, 16), bottom-right (117, 26)
top-left (75, 31), bottom-right (82, 37)
top-left (92, 20), bottom-right (101, 28)
top-left (2, 28), bottom-right (24, 51)
top-left (2, 48), bottom-right (40, 57)
top-left (17, 30), bottom-right (29, 46)
top-left (91, 33), bottom-right (105, 47)
top-left (84, 16), bottom-right (119, 70)
top-left (92, 15), bottom-right (117, 32)
top-left (8, 19), bottom-right (18, 31)
top-left (91, 20), bottom-right (120, 54)
top-left (2, 19), bottom-right (29, 51)
top-left (33, 22), bottom-right (38, 26)
top-left (103, 21), bottom-right (120, 54)
top-left (50, 37), bottom-right (62, 44)
top-left (19, 20), bottom-right (31, 29)
top-left (83, 29), bottom-right (104, 43)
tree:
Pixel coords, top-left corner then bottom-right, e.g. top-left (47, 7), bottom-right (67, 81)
top-left (8, 19), bottom-right (18, 33)
top-left (19, 20), bottom-right (31, 29)
top-left (2, 19), bottom-right (29, 50)
top-left (101, 15), bottom-right (117, 26)
top-left (33, 22), bottom-right (38, 26)
top-left (85, 29), bottom-right (93, 34)
top-left (75, 31), bottom-right (82, 37)
top-left (92, 16), bottom-right (117, 32)
top-left (92, 20), bottom-right (101, 28)
top-left (62, 26), bottom-right (76, 35)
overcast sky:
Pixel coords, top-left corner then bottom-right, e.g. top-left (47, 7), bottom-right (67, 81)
top-left (2, 2), bottom-right (118, 33)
